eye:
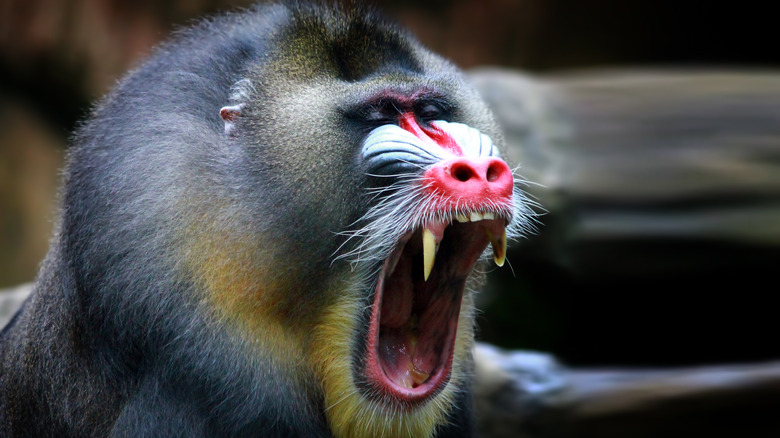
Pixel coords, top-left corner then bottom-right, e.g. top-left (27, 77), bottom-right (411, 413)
top-left (416, 103), bottom-right (445, 122)
top-left (362, 100), bottom-right (402, 127)
top-left (364, 109), bottom-right (397, 125)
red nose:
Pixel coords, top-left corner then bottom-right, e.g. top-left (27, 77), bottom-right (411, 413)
top-left (424, 157), bottom-right (514, 208)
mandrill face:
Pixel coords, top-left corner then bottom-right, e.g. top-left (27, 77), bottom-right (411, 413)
top-left (225, 61), bottom-right (536, 437)
top-left (354, 115), bottom-right (517, 400)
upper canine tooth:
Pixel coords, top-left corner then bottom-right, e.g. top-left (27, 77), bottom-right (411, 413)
top-left (422, 228), bottom-right (437, 281)
top-left (470, 212), bottom-right (484, 222)
top-left (455, 213), bottom-right (468, 223)
top-left (490, 228), bottom-right (507, 267)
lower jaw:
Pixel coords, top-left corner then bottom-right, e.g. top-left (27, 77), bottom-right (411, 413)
top-left (356, 218), bottom-right (499, 406)
top-left (360, 267), bottom-right (465, 405)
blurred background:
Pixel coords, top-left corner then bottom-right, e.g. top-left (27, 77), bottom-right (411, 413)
top-left (1, 0), bottom-right (779, 369)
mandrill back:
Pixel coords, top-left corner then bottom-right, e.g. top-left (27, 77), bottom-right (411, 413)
top-left (0, 3), bottom-right (530, 437)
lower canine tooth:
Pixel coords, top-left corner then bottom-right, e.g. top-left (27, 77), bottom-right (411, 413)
top-left (422, 228), bottom-right (436, 281)
top-left (410, 364), bottom-right (430, 386)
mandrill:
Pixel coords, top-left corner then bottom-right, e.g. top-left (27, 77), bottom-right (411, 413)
top-left (0, 2), bottom-right (534, 437)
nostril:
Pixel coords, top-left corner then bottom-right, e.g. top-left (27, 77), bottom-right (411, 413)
top-left (486, 162), bottom-right (503, 182)
top-left (450, 162), bottom-right (475, 182)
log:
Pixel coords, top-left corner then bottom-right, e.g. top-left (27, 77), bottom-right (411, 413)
top-left (0, 283), bottom-right (30, 329)
top-left (474, 343), bottom-right (780, 438)
top-left (470, 69), bottom-right (780, 365)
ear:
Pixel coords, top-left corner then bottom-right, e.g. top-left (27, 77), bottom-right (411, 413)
top-left (220, 104), bottom-right (244, 136)
top-left (220, 78), bottom-right (255, 136)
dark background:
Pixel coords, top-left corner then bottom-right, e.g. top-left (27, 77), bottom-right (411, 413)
top-left (1, 0), bottom-right (778, 367)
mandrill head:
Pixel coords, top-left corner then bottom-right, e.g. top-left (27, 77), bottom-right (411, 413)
top-left (175, 3), bottom-right (536, 438)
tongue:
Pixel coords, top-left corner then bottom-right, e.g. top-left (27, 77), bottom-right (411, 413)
top-left (378, 328), bottom-right (432, 388)
top-left (379, 282), bottom-right (463, 388)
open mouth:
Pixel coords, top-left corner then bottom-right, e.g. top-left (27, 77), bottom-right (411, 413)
top-left (362, 211), bottom-right (508, 403)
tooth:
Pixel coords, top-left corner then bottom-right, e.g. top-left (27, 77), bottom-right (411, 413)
top-left (483, 211), bottom-right (495, 220)
top-left (470, 211), bottom-right (484, 222)
top-left (423, 228), bottom-right (436, 281)
top-left (455, 213), bottom-right (468, 223)
top-left (407, 331), bottom-right (429, 386)
top-left (489, 228), bottom-right (507, 267)
top-left (403, 331), bottom-right (428, 388)
top-left (410, 364), bottom-right (430, 386)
